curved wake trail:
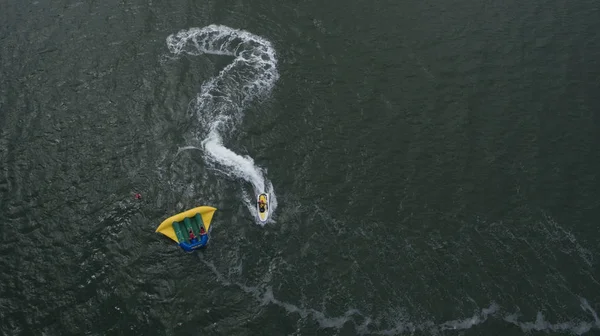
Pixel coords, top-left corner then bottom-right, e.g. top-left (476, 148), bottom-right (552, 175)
top-left (166, 25), bottom-right (279, 224)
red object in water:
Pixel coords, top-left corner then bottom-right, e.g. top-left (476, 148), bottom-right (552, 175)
top-left (134, 193), bottom-right (142, 200)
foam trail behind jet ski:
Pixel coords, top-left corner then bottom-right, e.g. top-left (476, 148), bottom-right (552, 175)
top-left (166, 25), bottom-right (279, 224)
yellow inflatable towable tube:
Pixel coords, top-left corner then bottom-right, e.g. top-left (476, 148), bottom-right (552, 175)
top-left (155, 206), bottom-right (217, 252)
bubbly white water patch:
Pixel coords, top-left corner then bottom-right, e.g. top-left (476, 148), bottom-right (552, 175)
top-left (504, 299), bottom-right (600, 335)
top-left (166, 25), bottom-right (279, 225)
top-left (199, 254), bottom-right (599, 335)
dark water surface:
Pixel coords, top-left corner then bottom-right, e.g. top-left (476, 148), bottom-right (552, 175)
top-left (1, 0), bottom-right (600, 335)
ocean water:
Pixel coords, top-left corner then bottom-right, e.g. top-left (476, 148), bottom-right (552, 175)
top-left (1, 0), bottom-right (599, 335)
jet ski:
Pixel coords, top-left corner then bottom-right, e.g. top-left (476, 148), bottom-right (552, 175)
top-left (257, 193), bottom-right (269, 223)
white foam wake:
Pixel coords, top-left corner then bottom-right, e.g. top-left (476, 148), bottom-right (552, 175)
top-left (166, 25), bottom-right (279, 225)
top-left (198, 254), bottom-right (600, 335)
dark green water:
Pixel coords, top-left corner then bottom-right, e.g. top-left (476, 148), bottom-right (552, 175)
top-left (1, 0), bottom-right (600, 335)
